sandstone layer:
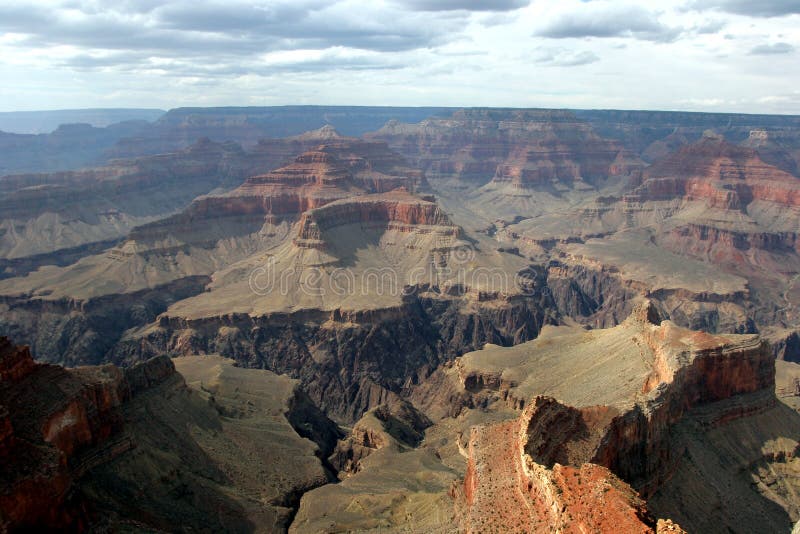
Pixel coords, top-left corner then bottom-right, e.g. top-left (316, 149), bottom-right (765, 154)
top-left (0, 136), bottom-right (318, 277)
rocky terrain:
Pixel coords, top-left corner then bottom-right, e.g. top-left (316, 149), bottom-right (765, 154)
top-left (3, 105), bottom-right (800, 532)
top-left (369, 108), bottom-right (641, 188)
top-left (0, 128), bottom-right (356, 279)
top-left (288, 302), bottom-right (800, 533)
top-left (6, 300), bottom-right (794, 532)
top-left (0, 338), bottom-right (340, 532)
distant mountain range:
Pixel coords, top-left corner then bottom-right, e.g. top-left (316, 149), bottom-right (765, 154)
top-left (0, 108), bottom-right (166, 134)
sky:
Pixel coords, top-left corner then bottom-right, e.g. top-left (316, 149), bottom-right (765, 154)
top-left (0, 0), bottom-right (799, 114)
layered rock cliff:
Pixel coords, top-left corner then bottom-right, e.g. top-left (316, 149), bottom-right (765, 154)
top-left (0, 337), bottom-right (175, 530)
top-left (0, 136), bottom-right (311, 276)
top-left (627, 136), bottom-right (800, 208)
top-left (369, 108), bottom-right (641, 189)
top-left (447, 303), bottom-right (792, 532)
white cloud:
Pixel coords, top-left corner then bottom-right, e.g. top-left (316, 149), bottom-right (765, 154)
top-left (0, 0), bottom-right (797, 114)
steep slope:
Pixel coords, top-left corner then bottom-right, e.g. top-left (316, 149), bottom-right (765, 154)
top-left (0, 339), bottom-right (339, 532)
top-left (487, 135), bottom-right (800, 342)
top-left (445, 303), bottom-right (796, 533)
top-left (0, 136), bottom-right (311, 278)
top-left (289, 302), bottom-right (797, 533)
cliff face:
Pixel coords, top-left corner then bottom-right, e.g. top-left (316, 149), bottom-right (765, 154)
top-left (369, 109), bottom-right (641, 189)
top-left (115, 286), bottom-right (556, 422)
top-left (0, 137), bottom-right (311, 276)
top-left (0, 341), bottom-right (341, 533)
top-left (461, 405), bottom-right (656, 534)
top-left (0, 336), bottom-right (176, 531)
top-left (628, 137), bottom-right (800, 209)
top-left (452, 303), bottom-right (783, 532)
top-left (295, 191), bottom-right (455, 244)
top-left (130, 137), bottom-right (428, 244)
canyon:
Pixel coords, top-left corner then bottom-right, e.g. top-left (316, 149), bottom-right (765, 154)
top-left (3, 106), bottom-right (800, 532)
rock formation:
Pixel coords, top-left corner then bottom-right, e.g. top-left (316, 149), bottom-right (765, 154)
top-left (0, 340), bottom-right (340, 532)
top-left (0, 136), bottom-right (315, 278)
top-left (0, 336), bottom-right (174, 530)
top-left (291, 303), bottom-right (800, 533)
top-left (369, 108), bottom-right (641, 190)
top-left (3, 106), bottom-right (800, 532)
top-left (449, 303), bottom-right (796, 532)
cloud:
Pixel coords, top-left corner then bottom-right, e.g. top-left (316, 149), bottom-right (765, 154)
top-left (535, 3), bottom-right (681, 42)
top-left (689, 0), bottom-right (800, 17)
top-left (534, 48), bottom-right (600, 66)
top-left (749, 42), bottom-right (796, 54)
top-left (393, 0), bottom-right (529, 12)
top-left (0, 0), bottom-right (466, 56)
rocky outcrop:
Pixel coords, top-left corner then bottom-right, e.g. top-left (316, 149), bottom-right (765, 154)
top-left (0, 137), bottom-right (304, 266)
top-left (329, 400), bottom-right (431, 475)
top-left (452, 303), bottom-right (776, 532)
top-left (0, 337), bottom-right (177, 531)
top-left (295, 190), bottom-right (456, 245)
top-left (0, 275), bottom-right (210, 365)
top-left (626, 137), bottom-right (800, 210)
top-left (115, 283), bottom-right (557, 423)
top-left (129, 139), bottom-right (428, 244)
top-left (768, 328), bottom-right (800, 362)
top-left (0, 343), bottom-right (341, 533)
top-left (369, 108), bottom-right (642, 189)
top-left (460, 408), bottom-right (656, 533)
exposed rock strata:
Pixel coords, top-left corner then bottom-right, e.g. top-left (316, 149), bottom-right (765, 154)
top-left (449, 302), bottom-right (785, 532)
top-left (0, 342), bottom-right (340, 532)
top-left (369, 108), bottom-right (641, 189)
top-left (0, 137), bottom-right (301, 264)
top-left (116, 287), bottom-right (557, 422)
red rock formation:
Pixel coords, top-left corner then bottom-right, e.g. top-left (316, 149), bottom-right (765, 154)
top-left (622, 137), bottom-right (800, 264)
top-left (459, 401), bottom-right (655, 533)
top-left (0, 337), bottom-right (177, 531)
top-left (369, 109), bottom-right (642, 188)
top-left (0, 337), bottom-right (36, 381)
top-left (295, 189), bottom-right (457, 245)
top-left (130, 140), bottom-right (431, 243)
top-left (454, 307), bottom-right (772, 532)
top-left (627, 137), bottom-right (800, 208)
